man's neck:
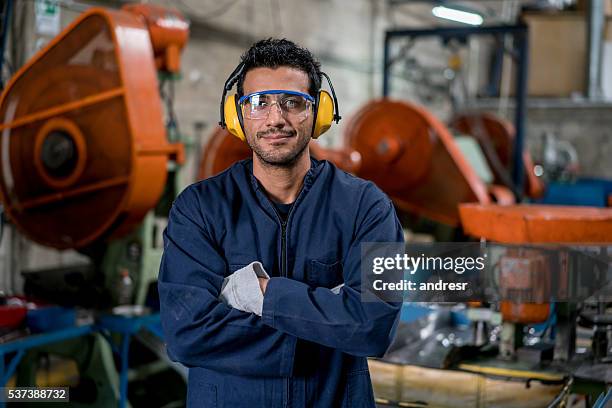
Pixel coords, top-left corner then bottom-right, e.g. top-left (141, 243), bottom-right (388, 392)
top-left (253, 151), bottom-right (311, 204)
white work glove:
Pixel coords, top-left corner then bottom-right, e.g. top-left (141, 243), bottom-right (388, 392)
top-left (219, 261), bottom-right (269, 316)
top-left (331, 283), bottom-right (344, 295)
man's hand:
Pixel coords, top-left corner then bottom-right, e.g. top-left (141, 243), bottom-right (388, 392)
top-left (219, 261), bottom-right (270, 316)
top-left (258, 277), bottom-right (268, 294)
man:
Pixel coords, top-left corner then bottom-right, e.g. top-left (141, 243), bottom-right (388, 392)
top-left (159, 38), bottom-right (403, 407)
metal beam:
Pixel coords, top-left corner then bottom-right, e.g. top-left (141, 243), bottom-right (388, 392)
top-left (587, 0), bottom-right (605, 99)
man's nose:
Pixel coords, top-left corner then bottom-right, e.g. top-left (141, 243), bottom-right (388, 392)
top-left (265, 103), bottom-right (286, 127)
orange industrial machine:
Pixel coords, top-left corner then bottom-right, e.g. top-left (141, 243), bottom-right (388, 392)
top-left (459, 203), bottom-right (612, 364)
top-left (0, 5), bottom-right (189, 407)
top-left (0, 5), bottom-right (187, 250)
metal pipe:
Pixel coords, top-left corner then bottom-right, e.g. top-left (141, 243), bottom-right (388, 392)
top-left (0, 0), bottom-right (13, 89)
top-left (587, 0), bottom-right (605, 99)
top-left (512, 26), bottom-right (528, 192)
top-left (383, 32), bottom-right (390, 96)
top-left (386, 25), bottom-right (527, 39)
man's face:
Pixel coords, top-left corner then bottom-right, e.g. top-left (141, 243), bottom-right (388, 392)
top-left (241, 67), bottom-right (314, 166)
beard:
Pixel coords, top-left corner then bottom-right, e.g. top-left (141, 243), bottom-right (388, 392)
top-left (247, 128), bottom-right (310, 167)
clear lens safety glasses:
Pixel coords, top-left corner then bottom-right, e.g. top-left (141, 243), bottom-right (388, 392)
top-left (238, 90), bottom-right (314, 121)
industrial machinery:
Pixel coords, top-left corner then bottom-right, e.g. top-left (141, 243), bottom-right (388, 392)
top-left (450, 112), bottom-right (544, 200)
top-left (458, 204), bottom-right (612, 403)
top-left (0, 3), bottom-right (187, 305)
top-left (0, 4), bottom-right (188, 406)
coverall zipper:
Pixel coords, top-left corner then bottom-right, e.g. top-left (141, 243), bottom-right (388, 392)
top-left (269, 198), bottom-right (298, 279)
top-left (261, 172), bottom-right (310, 408)
top-left (274, 212), bottom-right (292, 407)
top-left (281, 221), bottom-right (288, 277)
top-left (267, 205), bottom-right (291, 407)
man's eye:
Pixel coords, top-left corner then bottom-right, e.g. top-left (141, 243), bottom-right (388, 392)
top-left (251, 100), bottom-right (268, 109)
top-left (282, 98), bottom-right (302, 110)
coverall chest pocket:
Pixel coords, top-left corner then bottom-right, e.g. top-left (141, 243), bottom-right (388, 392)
top-left (306, 259), bottom-right (343, 288)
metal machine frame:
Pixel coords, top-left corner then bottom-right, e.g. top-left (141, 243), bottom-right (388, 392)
top-left (382, 24), bottom-right (529, 192)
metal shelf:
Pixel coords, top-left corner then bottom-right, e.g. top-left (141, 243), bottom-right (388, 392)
top-left (467, 97), bottom-right (612, 110)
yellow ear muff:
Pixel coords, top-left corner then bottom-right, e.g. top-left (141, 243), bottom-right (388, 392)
top-left (312, 90), bottom-right (334, 139)
top-left (223, 94), bottom-right (246, 141)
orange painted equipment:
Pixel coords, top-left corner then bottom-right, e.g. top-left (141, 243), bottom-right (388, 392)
top-left (199, 128), bottom-right (251, 179)
top-left (451, 113), bottom-right (544, 199)
top-left (343, 99), bottom-right (493, 226)
top-left (0, 7), bottom-right (186, 249)
top-left (460, 203), bottom-right (612, 323)
top-left (500, 302), bottom-right (551, 324)
top-left (459, 204), bottom-right (612, 244)
top-left (497, 248), bottom-right (557, 324)
top-left (121, 4), bottom-right (189, 73)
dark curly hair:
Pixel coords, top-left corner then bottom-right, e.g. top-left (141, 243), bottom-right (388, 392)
top-left (236, 38), bottom-right (322, 98)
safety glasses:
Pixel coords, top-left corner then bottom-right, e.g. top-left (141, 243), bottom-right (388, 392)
top-left (238, 90), bottom-right (315, 121)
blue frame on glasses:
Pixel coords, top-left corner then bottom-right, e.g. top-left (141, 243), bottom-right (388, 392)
top-left (238, 90), bottom-right (315, 105)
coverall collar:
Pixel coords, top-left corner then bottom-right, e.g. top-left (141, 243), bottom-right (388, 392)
top-left (242, 157), bottom-right (325, 224)
top-left (243, 157), bottom-right (324, 194)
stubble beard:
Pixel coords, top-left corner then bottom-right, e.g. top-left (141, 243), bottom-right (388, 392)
top-left (247, 130), bottom-right (311, 168)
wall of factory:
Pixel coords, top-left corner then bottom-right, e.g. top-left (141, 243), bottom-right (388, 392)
top-left (524, 106), bottom-right (612, 178)
top-left (474, 104), bottom-right (612, 179)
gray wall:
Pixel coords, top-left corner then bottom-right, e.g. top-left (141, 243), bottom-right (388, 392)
top-left (526, 106), bottom-right (612, 178)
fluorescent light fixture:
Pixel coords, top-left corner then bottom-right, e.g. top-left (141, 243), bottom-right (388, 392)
top-left (432, 6), bottom-right (484, 26)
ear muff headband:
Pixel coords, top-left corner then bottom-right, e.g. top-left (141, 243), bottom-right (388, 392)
top-left (321, 72), bottom-right (341, 124)
top-left (219, 63), bottom-right (341, 141)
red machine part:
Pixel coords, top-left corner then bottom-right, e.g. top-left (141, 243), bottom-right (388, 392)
top-left (498, 249), bottom-right (554, 324)
top-left (0, 7), bottom-right (185, 249)
top-left (451, 113), bottom-right (545, 199)
top-left (343, 99), bottom-right (492, 226)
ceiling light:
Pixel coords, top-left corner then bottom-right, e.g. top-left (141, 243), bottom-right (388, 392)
top-left (432, 6), bottom-right (484, 26)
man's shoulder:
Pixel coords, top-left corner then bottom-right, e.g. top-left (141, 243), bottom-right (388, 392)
top-left (191, 159), bottom-right (249, 192)
top-left (174, 160), bottom-right (249, 210)
top-left (324, 161), bottom-right (389, 204)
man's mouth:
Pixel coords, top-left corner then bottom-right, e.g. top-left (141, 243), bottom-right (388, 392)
top-left (259, 131), bottom-right (295, 140)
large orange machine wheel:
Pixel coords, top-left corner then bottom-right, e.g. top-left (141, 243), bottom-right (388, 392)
top-left (344, 99), bottom-right (491, 226)
top-left (198, 128), bottom-right (252, 180)
top-left (0, 7), bottom-right (184, 249)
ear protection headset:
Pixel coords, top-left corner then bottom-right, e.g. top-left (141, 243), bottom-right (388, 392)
top-left (218, 62), bottom-right (341, 142)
